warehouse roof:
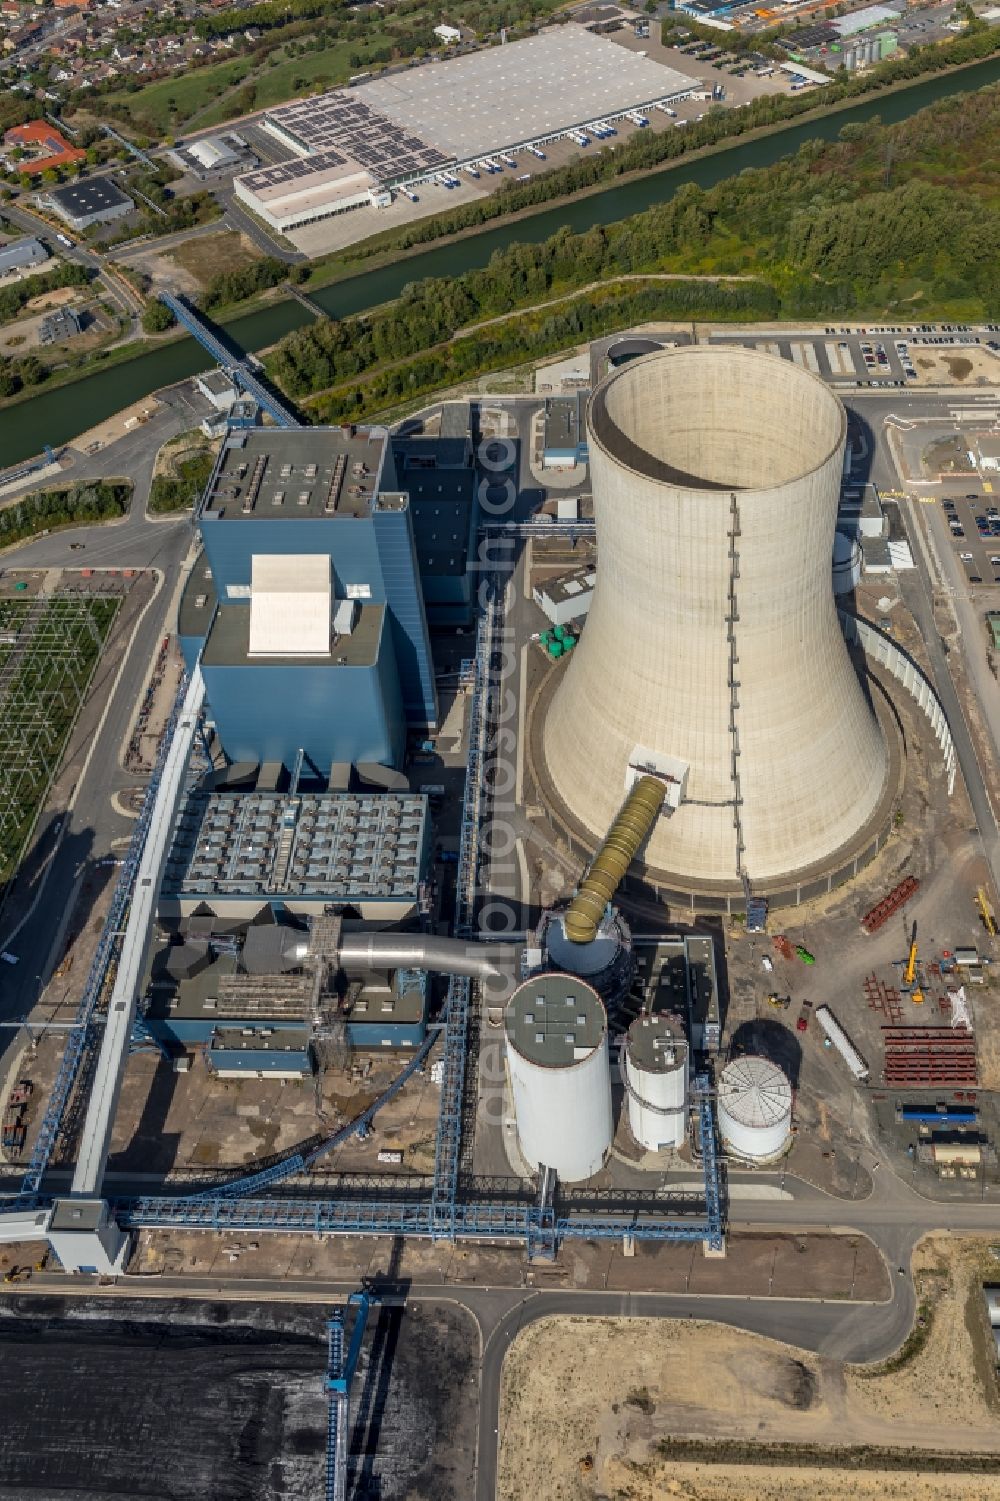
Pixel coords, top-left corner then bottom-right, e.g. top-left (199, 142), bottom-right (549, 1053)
top-left (833, 3), bottom-right (901, 36)
top-left (47, 176), bottom-right (133, 217)
top-left (357, 24), bottom-right (697, 161)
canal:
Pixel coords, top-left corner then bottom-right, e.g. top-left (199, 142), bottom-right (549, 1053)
top-left (3, 56), bottom-right (999, 466)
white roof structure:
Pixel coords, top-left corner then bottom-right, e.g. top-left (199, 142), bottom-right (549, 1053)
top-left (190, 136), bottom-right (239, 170)
top-left (832, 3), bottom-right (901, 36)
top-left (248, 553), bottom-right (331, 657)
top-left (718, 1057), bottom-right (792, 1129)
top-left (358, 26), bottom-right (697, 160)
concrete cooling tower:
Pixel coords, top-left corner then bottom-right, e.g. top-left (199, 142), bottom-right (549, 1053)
top-left (541, 346), bottom-right (891, 891)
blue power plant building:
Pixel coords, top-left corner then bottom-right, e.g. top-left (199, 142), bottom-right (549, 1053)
top-left (178, 413), bottom-right (478, 777)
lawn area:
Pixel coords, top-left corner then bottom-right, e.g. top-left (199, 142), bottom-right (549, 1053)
top-left (110, 33), bottom-right (388, 135)
top-left (101, 57), bottom-right (254, 134)
top-left (252, 39), bottom-right (360, 110)
top-left (166, 230), bottom-right (263, 289)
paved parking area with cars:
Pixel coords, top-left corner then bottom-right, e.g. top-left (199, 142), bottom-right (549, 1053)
top-left (709, 322), bottom-right (1000, 391)
top-left (942, 492), bottom-right (1000, 588)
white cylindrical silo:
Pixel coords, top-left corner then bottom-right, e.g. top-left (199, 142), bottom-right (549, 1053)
top-left (717, 1055), bottom-right (792, 1162)
top-left (623, 1013), bottom-right (688, 1152)
top-left (832, 529), bottom-right (862, 595)
top-left (542, 345), bottom-right (889, 890)
top-left (504, 972), bottom-right (612, 1182)
top-left (986, 1287), bottom-right (1000, 1327)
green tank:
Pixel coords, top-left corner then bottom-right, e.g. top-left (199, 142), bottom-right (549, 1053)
top-left (548, 640), bottom-right (564, 658)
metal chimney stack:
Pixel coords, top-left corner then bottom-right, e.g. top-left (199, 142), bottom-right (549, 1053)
top-left (541, 345), bottom-right (889, 891)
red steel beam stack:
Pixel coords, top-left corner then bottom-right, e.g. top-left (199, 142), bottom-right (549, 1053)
top-left (861, 876), bottom-right (920, 935)
top-left (881, 1025), bottom-right (978, 1086)
top-left (864, 974), bottom-right (903, 1024)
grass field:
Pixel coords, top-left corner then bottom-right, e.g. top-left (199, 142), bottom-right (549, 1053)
top-left (101, 57), bottom-right (254, 134)
top-left (102, 32), bottom-right (391, 135)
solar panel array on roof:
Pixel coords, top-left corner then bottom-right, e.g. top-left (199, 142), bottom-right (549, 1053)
top-left (238, 146), bottom-right (351, 194)
top-left (265, 92), bottom-right (447, 184)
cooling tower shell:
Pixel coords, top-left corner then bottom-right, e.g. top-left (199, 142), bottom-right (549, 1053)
top-left (504, 972), bottom-right (612, 1182)
top-left (623, 1013), bottom-right (688, 1152)
top-left (717, 1055), bottom-right (792, 1161)
top-left (541, 346), bottom-right (890, 889)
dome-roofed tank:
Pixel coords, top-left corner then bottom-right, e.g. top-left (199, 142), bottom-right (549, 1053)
top-left (717, 1055), bottom-right (792, 1162)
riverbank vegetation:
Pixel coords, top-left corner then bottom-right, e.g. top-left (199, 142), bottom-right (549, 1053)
top-left (267, 83), bottom-right (1000, 419)
top-left (302, 280), bottom-right (779, 421)
top-left (322, 25), bottom-right (1000, 269)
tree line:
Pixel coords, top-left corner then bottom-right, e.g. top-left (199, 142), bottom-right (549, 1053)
top-left (0, 483), bottom-right (131, 547)
top-left (308, 281), bottom-right (779, 423)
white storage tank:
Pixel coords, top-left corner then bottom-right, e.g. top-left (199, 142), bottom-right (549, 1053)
top-left (504, 972), bottom-right (612, 1182)
top-left (623, 1013), bottom-right (688, 1152)
top-left (717, 1055), bottom-right (792, 1162)
top-left (832, 528), bottom-right (862, 595)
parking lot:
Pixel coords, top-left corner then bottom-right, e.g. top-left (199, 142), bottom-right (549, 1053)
top-left (710, 322), bottom-right (1000, 390)
top-left (940, 491), bottom-right (1000, 588)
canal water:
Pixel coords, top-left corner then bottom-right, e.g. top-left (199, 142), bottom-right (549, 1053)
top-left (3, 55), bottom-right (999, 466)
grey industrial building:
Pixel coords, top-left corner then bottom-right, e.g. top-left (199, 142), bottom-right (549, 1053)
top-left (0, 235), bottom-right (49, 276)
top-left (142, 915), bottom-right (431, 1051)
top-left (533, 564), bottom-right (596, 627)
top-left (542, 391), bottom-right (589, 468)
top-left (45, 177), bottom-right (134, 230)
top-left (39, 306), bottom-right (83, 344)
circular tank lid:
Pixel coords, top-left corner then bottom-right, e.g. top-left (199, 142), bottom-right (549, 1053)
top-left (607, 336), bottom-right (663, 367)
top-left (545, 909), bottom-right (624, 978)
top-left (505, 972), bottom-right (606, 1068)
top-left (625, 1013), bottom-right (686, 1073)
top-left (718, 1056), bottom-right (791, 1128)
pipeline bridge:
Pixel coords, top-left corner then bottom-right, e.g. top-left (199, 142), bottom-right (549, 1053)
top-left (158, 291), bottom-right (301, 428)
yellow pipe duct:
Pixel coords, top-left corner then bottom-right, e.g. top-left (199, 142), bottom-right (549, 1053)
top-left (563, 775), bottom-right (667, 944)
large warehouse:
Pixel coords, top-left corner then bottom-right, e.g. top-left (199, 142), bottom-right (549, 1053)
top-left (235, 24), bottom-right (698, 230)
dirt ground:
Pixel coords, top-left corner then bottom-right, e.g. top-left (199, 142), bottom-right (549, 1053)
top-left (164, 230), bottom-right (264, 291)
top-left (116, 232), bottom-right (258, 299)
top-left (106, 1043), bottom-right (443, 1177)
top-left (911, 346), bottom-right (1000, 386)
top-left (498, 1236), bottom-right (1000, 1501)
